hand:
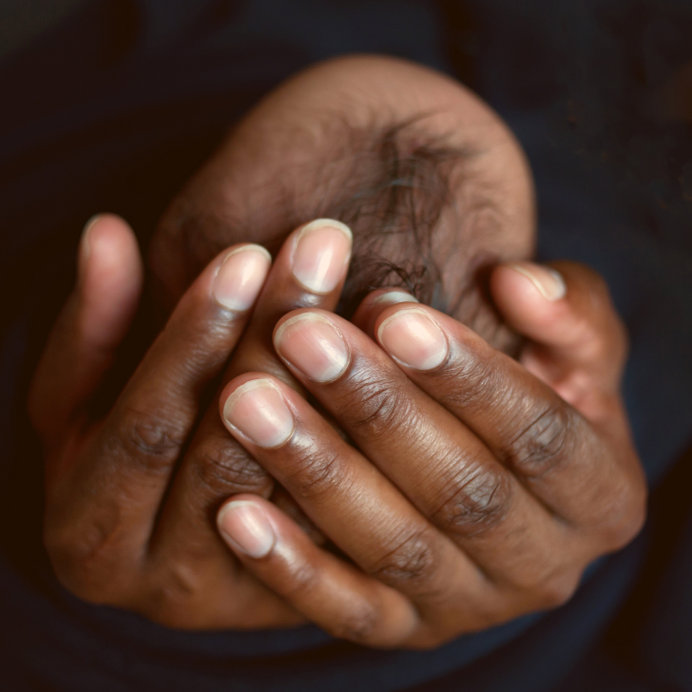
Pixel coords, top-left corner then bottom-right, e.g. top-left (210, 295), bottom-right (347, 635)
top-left (28, 214), bottom-right (352, 629)
top-left (214, 261), bottom-right (647, 648)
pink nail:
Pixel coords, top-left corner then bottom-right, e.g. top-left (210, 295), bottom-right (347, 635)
top-left (218, 501), bottom-right (275, 558)
top-left (291, 219), bottom-right (352, 293)
top-left (213, 245), bottom-right (271, 311)
top-left (222, 379), bottom-right (294, 447)
top-left (377, 308), bottom-right (448, 370)
top-left (274, 313), bottom-right (350, 383)
top-left (508, 263), bottom-right (566, 301)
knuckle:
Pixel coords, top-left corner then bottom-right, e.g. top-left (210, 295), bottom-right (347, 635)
top-left (439, 352), bottom-right (501, 414)
top-left (283, 446), bottom-right (346, 502)
top-left (431, 461), bottom-right (512, 539)
top-left (192, 435), bottom-right (272, 498)
top-left (507, 560), bottom-right (581, 611)
top-left (279, 558), bottom-right (321, 602)
top-left (142, 564), bottom-right (202, 628)
top-left (429, 449), bottom-right (512, 540)
top-left (536, 571), bottom-right (581, 609)
top-left (369, 529), bottom-right (437, 592)
top-left (507, 404), bottom-right (574, 479)
top-left (106, 407), bottom-right (186, 474)
top-left (43, 517), bottom-right (126, 604)
top-left (341, 378), bottom-right (416, 438)
top-left (329, 599), bottom-right (380, 644)
top-left (602, 475), bottom-right (648, 551)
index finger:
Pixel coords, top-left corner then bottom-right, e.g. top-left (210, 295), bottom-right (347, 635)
top-left (44, 243), bottom-right (271, 594)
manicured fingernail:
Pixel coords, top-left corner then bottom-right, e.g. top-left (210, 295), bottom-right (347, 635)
top-left (291, 219), bottom-right (352, 293)
top-left (222, 379), bottom-right (294, 447)
top-left (509, 262), bottom-right (566, 301)
top-left (218, 501), bottom-right (275, 558)
top-left (274, 313), bottom-right (349, 382)
top-left (377, 308), bottom-right (448, 370)
top-left (213, 245), bottom-right (271, 311)
top-left (371, 290), bottom-right (419, 306)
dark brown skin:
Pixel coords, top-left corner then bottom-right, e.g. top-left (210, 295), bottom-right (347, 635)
top-left (28, 56), bottom-right (646, 642)
top-left (216, 262), bottom-right (646, 648)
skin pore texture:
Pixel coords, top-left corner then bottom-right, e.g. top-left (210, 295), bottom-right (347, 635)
top-left (150, 55), bottom-right (536, 352)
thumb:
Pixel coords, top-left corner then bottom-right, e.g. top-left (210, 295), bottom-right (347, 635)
top-left (29, 214), bottom-right (143, 441)
top-left (490, 260), bottom-right (628, 410)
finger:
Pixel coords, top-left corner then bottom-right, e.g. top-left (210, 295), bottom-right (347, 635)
top-left (29, 215), bottom-right (142, 441)
top-left (489, 261), bottom-right (628, 407)
top-left (217, 374), bottom-right (491, 626)
top-left (150, 220), bottom-right (351, 560)
top-left (271, 310), bottom-right (570, 588)
top-left (371, 302), bottom-right (645, 540)
top-left (216, 494), bottom-right (422, 648)
top-left (46, 243), bottom-right (271, 590)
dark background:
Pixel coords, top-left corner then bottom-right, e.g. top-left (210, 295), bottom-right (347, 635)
top-left (1, 2), bottom-right (690, 690)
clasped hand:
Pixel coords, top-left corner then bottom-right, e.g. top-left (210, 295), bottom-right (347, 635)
top-left (29, 215), bottom-right (646, 648)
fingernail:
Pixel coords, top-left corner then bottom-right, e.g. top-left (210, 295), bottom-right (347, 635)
top-left (274, 313), bottom-right (349, 383)
top-left (377, 308), bottom-right (448, 370)
top-left (78, 215), bottom-right (101, 278)
top-left (223, 379), bottom-right (294, 447)
top-left (213, 245), bottom-right (271, 311)
top-left (508, 262), bottom-right (566, 301)
top-left (371, 290), bottom-right (419, 306)
top-left (218, 500), bottom-right (275, 558)
top-left (291, 219), bottom-right (352, 293)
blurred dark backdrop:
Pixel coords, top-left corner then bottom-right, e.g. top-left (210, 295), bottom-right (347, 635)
top-left (0, 2), bottom-right (690, 690)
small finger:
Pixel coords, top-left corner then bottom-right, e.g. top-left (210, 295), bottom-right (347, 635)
top-left (217, 495), bottom-right (421, 648)
top-left (489, 261), bottom-right (628, 405)
top-left (51, 244), bottom-right (271, 570)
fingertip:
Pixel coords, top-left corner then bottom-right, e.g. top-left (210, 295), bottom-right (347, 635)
top-left (217, 496), bottom-right (277, 559)
top-left (495, 262), bottom-right (566, 303)
top-left (79, 214), bottom-right (142, 291)
top-left (78, 214), bottom-right (143, 348)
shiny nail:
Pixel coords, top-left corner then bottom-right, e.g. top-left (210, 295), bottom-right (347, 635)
top-left (291, 219), bottom-right (352, 293)
top-left (213, 245), bottom-right (271, 311)
top-left (78, 214), bottom-right (101, 278)
top-left (509, 262), bottom-right (566, 301)
top-left (377, 308), bottom-right (448, 370)
top-left (274, 313), bottom-right (349, 383)
top-left (371, 290), bottom-right (419, 306)
top-left (218, 501), bottom-right (275, 558)
top-left (223, 379), bottom-right (294, 447)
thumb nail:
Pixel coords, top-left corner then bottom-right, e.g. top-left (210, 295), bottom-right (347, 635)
top-left (508, 262), bottom-right (566, 301)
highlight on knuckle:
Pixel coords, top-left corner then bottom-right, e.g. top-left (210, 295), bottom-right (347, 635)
top-left (329, 598), bottom-right (380, 645)
top-left (369, 529), bottom-right (437, 592)
top-left (142, 563), bottom-right (205, 628)
top-left (279, 558), bottom-right (321, 602)
top-left (43, 518), bottom-right (124, 604)
top-left (535, 570), bottom-right (581, 610)
top-left (431, 461), bottom-right (512, 539)
top-left (601, 476), bottom-right (648, 551)
top-left (107, 407), bottom-right (186, 474)
top-left (507, 405), bottom-right (573, 479)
